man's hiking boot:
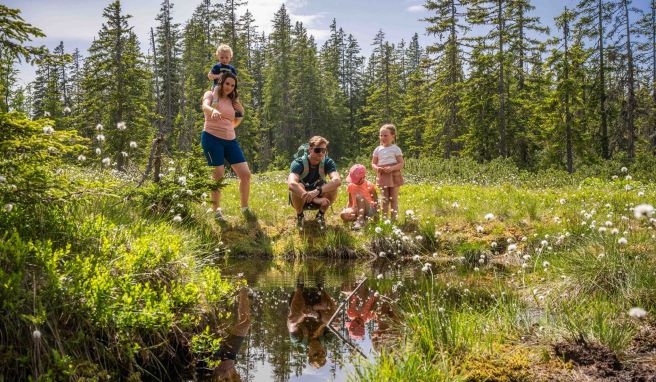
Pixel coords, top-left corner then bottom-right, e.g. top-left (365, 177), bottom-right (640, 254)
top-left (316, 211), bottom-right (326, 229)
top-left (296, 213), bottom-right (305, 229)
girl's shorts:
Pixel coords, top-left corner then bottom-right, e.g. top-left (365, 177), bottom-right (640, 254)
top-left (376, 168), bottom-right (404, 188)
top-left (201, 131), bottom-right (246, 166)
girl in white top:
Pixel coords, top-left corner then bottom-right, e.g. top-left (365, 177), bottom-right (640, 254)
top-left (371, 124), bottom-right (404, 221)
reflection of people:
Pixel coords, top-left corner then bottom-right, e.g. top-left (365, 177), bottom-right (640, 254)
top-left (369, 298), bottom-right (399, 352)
top-left (345, 289), bottom-right (378, 340)
top-left (288, 136), bottom-right (341, 228)
top-left (287, 280), bottom-right (337, 368)
top-left (209, 287), bottom-right (251, 382)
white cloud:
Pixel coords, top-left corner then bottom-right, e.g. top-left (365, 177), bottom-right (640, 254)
top-left (407, 4), bottom-right (425, 12)
top-left (307, 28), bottom-right (330, 41)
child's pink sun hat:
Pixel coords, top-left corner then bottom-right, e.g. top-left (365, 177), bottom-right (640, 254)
top-left (347, 164), bottom-right (366, 184)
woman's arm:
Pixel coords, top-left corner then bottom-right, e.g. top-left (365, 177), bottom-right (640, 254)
top-left (201, 94), bottom-right (221, 119)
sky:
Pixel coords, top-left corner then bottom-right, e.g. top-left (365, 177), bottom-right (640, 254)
top-left (6, 0), bottom-right (651, 87)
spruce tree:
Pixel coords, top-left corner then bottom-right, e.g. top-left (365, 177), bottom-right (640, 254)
top-left (77, 0), bottom-right (153, 169)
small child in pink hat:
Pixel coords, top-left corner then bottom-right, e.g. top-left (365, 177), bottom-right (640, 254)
top-left (340, 164), bottom-right (378, 229)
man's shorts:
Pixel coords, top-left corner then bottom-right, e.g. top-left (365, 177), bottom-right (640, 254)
top-left (201, 131), bottom-right (246, 167)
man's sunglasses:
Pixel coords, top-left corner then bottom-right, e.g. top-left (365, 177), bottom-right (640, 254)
top-left (312, 147), bottom-right (327, 154)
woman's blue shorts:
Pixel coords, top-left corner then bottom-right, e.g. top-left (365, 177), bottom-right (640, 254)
top-left (201, 131), bottom-right (246, 167)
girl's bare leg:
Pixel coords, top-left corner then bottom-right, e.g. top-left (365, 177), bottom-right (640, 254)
top-left (389, 186), bottom-right (400, 221)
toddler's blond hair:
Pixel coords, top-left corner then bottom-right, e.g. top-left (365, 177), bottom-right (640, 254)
top-left (215, 44), bottom-right (233, 59)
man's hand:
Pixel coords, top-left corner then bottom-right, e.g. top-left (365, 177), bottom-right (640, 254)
top-left (302, 189), bottom-right (319, 203)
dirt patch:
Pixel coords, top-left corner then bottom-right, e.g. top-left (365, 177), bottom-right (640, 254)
top-left (552, 336), bottom-right (656, 382)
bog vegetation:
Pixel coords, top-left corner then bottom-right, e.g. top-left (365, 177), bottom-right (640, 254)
top-left (1, 0), bottom-right (655, 380)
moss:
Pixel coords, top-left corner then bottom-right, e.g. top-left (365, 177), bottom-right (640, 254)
top-left (459, 346), bottom-right (534, 382)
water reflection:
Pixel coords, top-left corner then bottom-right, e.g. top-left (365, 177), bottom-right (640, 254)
top-left (204, 258), bottom-right (408, 382)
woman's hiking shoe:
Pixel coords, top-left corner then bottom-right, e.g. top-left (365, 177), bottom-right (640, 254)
top-left (296, 213), bottom-right (305, 228)
top-left (214, 209), bottom-right (226, 222)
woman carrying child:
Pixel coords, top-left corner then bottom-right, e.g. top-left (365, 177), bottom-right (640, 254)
top-left (201, 71), bottom-right (253, 221)
top-left (371, 124), bottom-right (404, 221)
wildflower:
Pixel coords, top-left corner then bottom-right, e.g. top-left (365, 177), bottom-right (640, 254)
top-left (621, 166), bottom-right (628, 173)
top-left (4, 203), bottom-right (13, 212)
top-left (121, 151), bottom-right (128, 157)
top-left (185, 189), bottom-right (193, 195)
top-left (405, 209), bottom-right (414, 216)
top-left (559, 198), bottom-right (566, 205)
top-left (598, 227), bottom-right (607, 233)
top-left (478, 258), bottom-right (484, 264)
top-left (452, 201), bottom-right (459, 208)
top-left (543, 261), bottom-right (550, 268)
top-left (384, 219), bottom-right (391, 225)
top-left (604, 221), bottom-right (613, 227)
top-left (101, 157), bottom-right (111, 166)
top-left (540, 240), bottom-right (548, 246)
top-left (95, 148), bottom-right (101, 155)
top-left (612, 175), bottom-right (618, 180)
top-left (522, 263), bottom-right (529, 269)
top-left (177, 176), bottom-right (187, 186)
top-left (77, 154), bottom-right (86, 161)
top-left (523, 255), bottom-right (531, 260)
top-left (628, 307), bottom-right (647, 319)
top-left (32, 330), bottom-right (41, 340)
top-left (507, 244), bottom-right (517, 252)
top-left (173, 214), bottom-right (182, 222)
top-left (116, 121), bottom-right (127, 130)
top-left (413, 255), bottom-right (421, 261)
top-left (432, 252), bottom-right (438, 258)
top-left (618, 237), bottom-right (628, 245)
top-left (376, 274), bottom-right (384, 280)
top-left (474, 267), bottom-right (480, 272)
top-left (491, 241), bottom-right (497, 248)
top-left (43, 126), bottom-right (54, 135)
top-left (625, 175), bottom-right (632, 180)
top-left (625, 185), bottom-right (632, 191)
top-left (476, 225), bottom-right (484, 233)
top-left (521, 236), bottom-right (527, 242)
top-left (379, 251), bottom-right (386, 257)
top-left (44, 111), bottom-right (50, 117)
top-left (374, 227), bottom-right (382, 234)
top-left (129, 141), bottom-right (137, 148)
top-left (633, 204), bottom-right (654, 219)
top-left (0, 176), bottom-right (5, 183)
top-left (96, 124), bottom-right (103, 131)
top-left (484, 213), bottom-right (495, 221)
top-left (96, 134), bottom-right (105, 142)
top-left (422, 264), bottom-right (431, 272)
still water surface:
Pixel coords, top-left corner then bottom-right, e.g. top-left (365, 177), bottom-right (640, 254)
top-left (208, 257), bottom-right (421, 382)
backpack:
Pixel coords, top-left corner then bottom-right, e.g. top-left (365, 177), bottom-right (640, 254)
top-left (294, 143), bottom-right (325, 184)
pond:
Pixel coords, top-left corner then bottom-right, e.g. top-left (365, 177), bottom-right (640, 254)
top-left (196, 257), bottom-right (425, 382)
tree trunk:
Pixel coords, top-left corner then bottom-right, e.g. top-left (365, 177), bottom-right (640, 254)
top-left (623, 0), bottom-right (636, 159)
top-left (598, 0), bottom-right (610, 159)
top-left (497, 0), bottom-right (508, 157)
top-left (564, 11), bottom-right (573, 173)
